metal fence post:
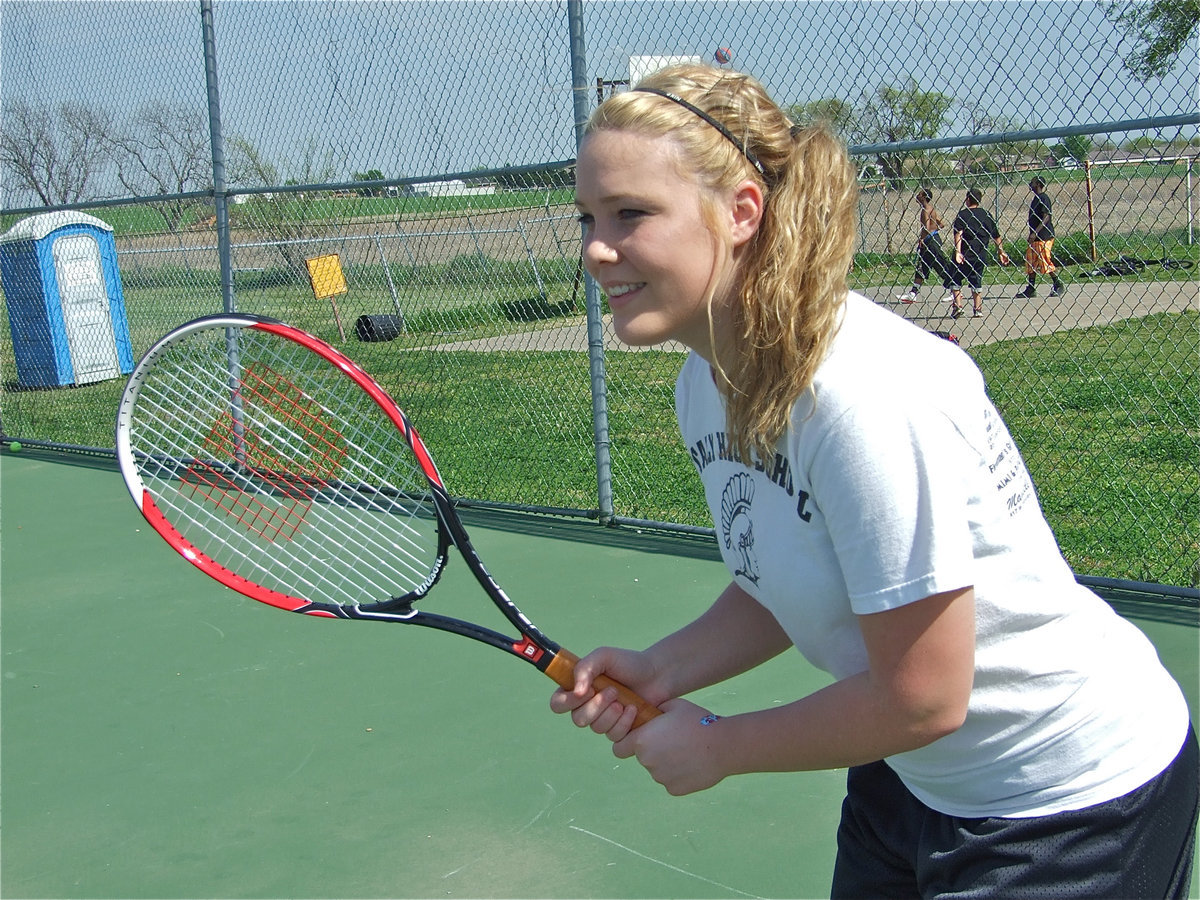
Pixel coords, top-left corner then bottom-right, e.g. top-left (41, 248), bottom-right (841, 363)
top-left (567, 0), bottom-right (614, 524)
top-left (373, 235), bottom-right (404, 321)
top-left (199, 0), bottom-right (233, 315)
top-left (1188, 157), bottom-right (1195, 246)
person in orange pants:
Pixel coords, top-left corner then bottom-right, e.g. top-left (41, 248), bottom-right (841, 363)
top-left (1016, 176), bottom-right (1064, 298)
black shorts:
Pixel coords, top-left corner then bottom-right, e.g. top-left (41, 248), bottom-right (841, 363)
top-left (831, 726), bottom-right (1198, 899)
top-left (958, 253), bottom-right (986, 291)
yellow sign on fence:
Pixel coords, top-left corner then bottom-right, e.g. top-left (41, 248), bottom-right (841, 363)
top-left (304, 253), bottom-right (349, 340)
top-left (304, 253), bottom-right (348, 299)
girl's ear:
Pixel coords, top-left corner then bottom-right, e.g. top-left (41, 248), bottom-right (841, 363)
top-left (730, 179), bottom-right (764, 248)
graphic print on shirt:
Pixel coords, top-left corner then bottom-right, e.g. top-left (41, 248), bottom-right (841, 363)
top-left (720, 471), bottom-right (760, 584)
top-left (984, 406), bottom-right (1034, 517)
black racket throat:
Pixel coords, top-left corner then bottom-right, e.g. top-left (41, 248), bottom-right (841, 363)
top-left (305, 593), bottom-right (566, 673)
top-left (434, 507), bottom-right (566, 669)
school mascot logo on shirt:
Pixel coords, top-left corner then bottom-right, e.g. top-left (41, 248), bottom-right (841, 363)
top-left (721, 472), bottom-right (760, 585)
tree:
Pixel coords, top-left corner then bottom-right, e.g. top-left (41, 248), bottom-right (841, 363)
top-left (352, 168), bottom-right (385, 196)
top-left (0, 99), bottom-right (113, 205)
top-left (1105, 0), bottom-right (1200, 80)
top-left (227, 135), bottom-right (279, 188)
top-left (853, 79), bottom-right (954, 187)
top-left (1061, 134), bottom-right (1093, 166)
top-left (958, 102), bottom-right (1045, 174)
top-left (787, 98), bottom-right (856, 137)
top-left (227, 136), bottom-right (342, 276)
top-left (107, 102), bottom-right (212, 232)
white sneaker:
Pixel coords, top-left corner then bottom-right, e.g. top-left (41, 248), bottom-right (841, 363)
top-left (940, 293), bottom-right (955, 304)
top-left (896, 290), bottom-right (917, 304)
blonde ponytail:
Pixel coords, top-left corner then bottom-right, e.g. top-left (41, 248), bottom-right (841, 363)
top-left (725, 124), bottom-right (858, 463)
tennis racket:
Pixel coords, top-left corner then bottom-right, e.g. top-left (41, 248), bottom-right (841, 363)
top-left (115, 313), bottom-right (660, 728)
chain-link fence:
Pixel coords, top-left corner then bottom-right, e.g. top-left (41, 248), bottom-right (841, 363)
top-left (1, 1), bottom-right (1196, 587)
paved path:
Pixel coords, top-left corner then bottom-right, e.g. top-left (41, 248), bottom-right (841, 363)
top-left (433, 279), bottom-right (1196, 353)
top-left (882, 277), bottom-right (1197, 349)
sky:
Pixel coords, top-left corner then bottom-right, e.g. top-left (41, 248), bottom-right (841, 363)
top-left (1, 0), bottom-right (1196, 204)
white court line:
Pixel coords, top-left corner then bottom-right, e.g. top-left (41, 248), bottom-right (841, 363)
top-left (569, 824), bottom-right (764, 899)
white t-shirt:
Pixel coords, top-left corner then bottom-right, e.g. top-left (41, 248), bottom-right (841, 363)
top-left (675, 291), bottom-right (1189, 818)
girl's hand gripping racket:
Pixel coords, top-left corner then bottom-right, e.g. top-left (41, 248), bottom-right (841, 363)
top-left (115, 313), bottom-right (660, 728)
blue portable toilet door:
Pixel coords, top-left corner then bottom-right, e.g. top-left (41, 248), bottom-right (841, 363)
top-left (52, 232), bottom-right (121, 384)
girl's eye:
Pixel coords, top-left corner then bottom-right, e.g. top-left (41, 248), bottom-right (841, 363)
top-left (618, 208), bottom-right (647, 221)
top-left (576, 213), bottom-right (594, 228)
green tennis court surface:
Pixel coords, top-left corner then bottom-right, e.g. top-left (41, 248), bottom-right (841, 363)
top-left (3, 450), bottom-right (1197, 899)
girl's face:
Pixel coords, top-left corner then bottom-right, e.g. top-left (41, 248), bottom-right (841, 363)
top-left (575, 129), bottom-right (737, 359)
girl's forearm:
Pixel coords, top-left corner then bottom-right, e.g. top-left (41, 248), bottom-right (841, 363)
top-left (646, 581), bottom-right (792, 699)
top-left (708, 589), bottom-right (975, 776)
top-left (712, 668), bottom-right (965, 776)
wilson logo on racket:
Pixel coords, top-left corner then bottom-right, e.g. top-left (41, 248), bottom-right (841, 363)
top-left (181, 362), bottom-right (349, 542)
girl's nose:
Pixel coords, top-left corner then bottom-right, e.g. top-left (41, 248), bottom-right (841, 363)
top-left (582, 231), bottom-right (618, 271)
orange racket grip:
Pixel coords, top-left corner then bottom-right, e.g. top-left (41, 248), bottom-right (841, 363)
top-left (544, 648), bottom-right (662, 729)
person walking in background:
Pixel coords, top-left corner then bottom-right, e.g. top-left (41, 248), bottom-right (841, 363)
top-left (953, 187), bottom-right (1010, 318)
top-left (895, 187), bottom-right (962, 313)
top-left (1017, 176), bottom-right (1064, 298)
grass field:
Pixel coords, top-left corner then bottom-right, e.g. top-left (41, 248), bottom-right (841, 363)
top-left (2, 172), bottom-right (1195, 588)
top-left (0, 188), bottom-right (578, 237)
top-left (1, 297), bottom-right (1195, 586)
top-left (973, 312), bottom-right (1198, 586)
top-left (4, 157), bottom-right (1193, 240)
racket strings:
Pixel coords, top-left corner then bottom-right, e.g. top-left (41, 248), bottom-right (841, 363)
top-left (236, 361), bottom-right (350, 483)
top-left (180, 362), bottom-right (352, 542)
top-left (178, 362), bottom-right (431, 600)
top-left (128, 326), bottom-right (445, 609)
top-left (183, 423), bottom-right (317, 543)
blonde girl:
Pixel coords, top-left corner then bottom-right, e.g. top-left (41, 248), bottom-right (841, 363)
top-left (560, 64), bottom-right (1196, 899)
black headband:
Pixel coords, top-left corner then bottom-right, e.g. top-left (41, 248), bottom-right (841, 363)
top-left (633, 87), bottom-right (767, 178)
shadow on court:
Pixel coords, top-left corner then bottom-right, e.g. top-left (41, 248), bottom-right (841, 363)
top-left (2, 450), bottom-right (1196, 899)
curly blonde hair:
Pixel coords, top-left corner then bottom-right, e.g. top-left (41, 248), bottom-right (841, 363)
top-left (584, 64), bottom-right (859, 464)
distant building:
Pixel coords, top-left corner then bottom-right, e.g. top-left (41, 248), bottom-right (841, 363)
top-left (410, 179), bottom-right (496, 198)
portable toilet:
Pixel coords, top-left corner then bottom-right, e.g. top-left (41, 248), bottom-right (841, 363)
top-left (0, 211), bottom-right (134, 387)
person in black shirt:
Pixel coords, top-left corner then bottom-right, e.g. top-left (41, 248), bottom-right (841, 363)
top-left (953, 188), bottom-right (1010, 317)
top-left (1017, 177), bottom-right (1064, 298)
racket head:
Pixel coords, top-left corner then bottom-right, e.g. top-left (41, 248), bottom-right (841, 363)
top-left (115, 314), bottom-right (452, 619)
